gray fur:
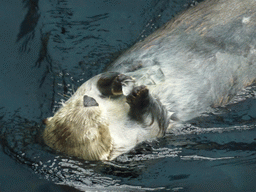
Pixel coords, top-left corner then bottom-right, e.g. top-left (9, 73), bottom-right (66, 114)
top-left (109, 0), bottom-right (256, 121)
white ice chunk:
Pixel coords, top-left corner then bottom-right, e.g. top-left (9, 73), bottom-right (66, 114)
top-left (121, 78), bottom-right (135, 96)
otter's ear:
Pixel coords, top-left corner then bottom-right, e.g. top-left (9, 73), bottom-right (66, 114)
top-left (83, 95), bottom-right (99, 107)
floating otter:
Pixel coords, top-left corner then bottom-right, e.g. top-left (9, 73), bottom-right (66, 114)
top-left (43, 0), bottom-right (256, 160)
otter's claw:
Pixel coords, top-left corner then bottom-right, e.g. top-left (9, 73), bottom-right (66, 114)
top-left (97, 72), bottom-right (134, 96)
top-left (126, 85), bottom-right (149, 108)
top-left (112, 74), bottom-right (132, 95)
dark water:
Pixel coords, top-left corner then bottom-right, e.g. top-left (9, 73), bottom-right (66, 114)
top-left (0, 0), bottom-right (256, 191)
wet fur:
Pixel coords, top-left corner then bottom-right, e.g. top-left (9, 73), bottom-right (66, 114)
top-left (44, 74), bottom-right (168, 160)
top-left (109, 0), bottom-right (256, 121)
top-left (44, 0), bottom-right (256, 160)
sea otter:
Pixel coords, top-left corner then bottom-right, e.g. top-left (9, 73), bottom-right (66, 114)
top-left (43, 0), bottom-right (256, 160)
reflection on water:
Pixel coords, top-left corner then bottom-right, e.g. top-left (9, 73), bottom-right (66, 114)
top-left (0, 0), bottom-right (256, 191)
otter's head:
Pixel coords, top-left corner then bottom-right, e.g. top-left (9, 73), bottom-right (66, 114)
top-left (43, 72), bottom-right (169, 161)
top-left (43, 72), bottom-right (134, 160)
top-left (43, 94), bottom-right (113, 160)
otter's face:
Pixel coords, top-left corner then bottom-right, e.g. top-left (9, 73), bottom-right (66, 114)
top-left (43, 72), bottom-right (135, 160)
top-left (43, 72), bottom-right (169, 160)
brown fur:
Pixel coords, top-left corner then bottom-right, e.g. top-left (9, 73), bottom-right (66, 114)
top-left (43, 95), bottom-right (112, 160)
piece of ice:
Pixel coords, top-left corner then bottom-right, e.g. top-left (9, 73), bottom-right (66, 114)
top-left (122, 79), bottom-right (135, 96)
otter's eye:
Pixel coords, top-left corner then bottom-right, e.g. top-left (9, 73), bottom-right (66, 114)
top-left (83, 95), bottom-right (99, 107)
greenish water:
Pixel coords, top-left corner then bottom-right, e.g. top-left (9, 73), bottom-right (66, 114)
top-left (0, 0), bottom-right (255, 191)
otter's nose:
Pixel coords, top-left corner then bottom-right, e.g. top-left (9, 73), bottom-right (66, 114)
top-left (83, 95), bottom-right (99, 107)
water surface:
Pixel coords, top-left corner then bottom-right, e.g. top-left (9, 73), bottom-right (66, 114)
top-left (0, 0), bottom-right (255, 191)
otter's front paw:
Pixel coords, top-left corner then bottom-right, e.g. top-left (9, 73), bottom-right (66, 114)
top-left (97, 72), bottom-right (134, 96)
top-left (126, 85), bottom-right (149, 108)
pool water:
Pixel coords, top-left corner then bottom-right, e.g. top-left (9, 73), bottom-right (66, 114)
top-left (0, 0), bottom-right (255, 191)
